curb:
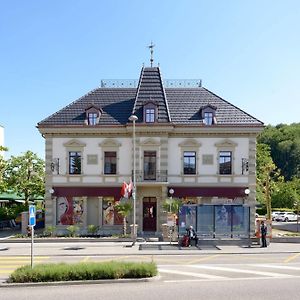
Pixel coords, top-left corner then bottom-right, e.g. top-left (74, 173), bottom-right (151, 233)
top-left (0, 275), bottom-right (160, 288)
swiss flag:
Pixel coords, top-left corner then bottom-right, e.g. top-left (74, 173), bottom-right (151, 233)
top-left (120, 179), bottom-right (133, 199)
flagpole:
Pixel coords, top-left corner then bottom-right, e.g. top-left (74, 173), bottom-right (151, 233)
top-left (129, 114), bottom-right (138, 244)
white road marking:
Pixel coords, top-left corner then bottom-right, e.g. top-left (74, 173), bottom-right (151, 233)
top-left (251, 264), bottom-right (300, 271)
top-left (158, 268), bottom-right (226, 279)
top-left (189, 265), bottom-right (293, 278)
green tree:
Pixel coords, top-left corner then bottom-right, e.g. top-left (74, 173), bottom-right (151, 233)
top-left (258, 123), bottom-right (300, 180)
top-left (4, 151), bottom-right (45, 207)
top-left (114, 201), bottom-right (132, 236)
top-left (256, 143), bottom-right (281, 220)
top-left (0, 146), bottom-right (8, 192)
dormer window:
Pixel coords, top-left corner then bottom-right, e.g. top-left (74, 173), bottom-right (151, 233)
top-left (85, 104), bottom-right (102, 126)
top-left (200, 104), bottom-right (217, 125)
top-left (143, 100), bottom-right (157, 123)
top-left (88, 113), bottom-right (98, 125)
top-left (204, 112), bottom-right (213, 125)
top-left (145, 108), bottom-right (155, 123)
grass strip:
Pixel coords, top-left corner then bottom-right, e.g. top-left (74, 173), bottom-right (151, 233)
top-left (8, 261), bottom-right (157, 283)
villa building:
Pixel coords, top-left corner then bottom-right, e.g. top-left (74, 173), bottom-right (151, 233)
top-left (37, 65), bottom-right (264, 238)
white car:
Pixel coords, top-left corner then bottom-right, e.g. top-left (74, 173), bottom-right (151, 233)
top-left (275, 212), bottom-right (299, 222)
top-left (271, 211), bottom-right (283, 221)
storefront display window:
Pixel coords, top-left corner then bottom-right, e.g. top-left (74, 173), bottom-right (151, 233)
top-left (56, 197), bottom-right (84, 225)
top-left (102, 197), bottom-right (122, 225)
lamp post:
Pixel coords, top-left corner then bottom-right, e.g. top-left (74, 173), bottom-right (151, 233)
top-left (129, 114), bottom-right (138, 243)
top-left (167, 188), bottom-right (175, 244)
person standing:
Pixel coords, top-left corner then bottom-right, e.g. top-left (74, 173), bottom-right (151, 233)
top-left (260, 221), bottom-right (268, 247)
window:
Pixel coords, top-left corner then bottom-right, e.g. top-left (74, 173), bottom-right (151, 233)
top-left (184, 151), bottom-right (196, 174)
top-left (204, 112), bottom-right (213, 125)
top-left (56, 197), bottom-right (84, 225)
top-left (104, 151), bottom-right (117, 174)
top-left (69, 151), bottom-right (81, 174)
top-left (219, 151), bottom-right (232, 174)
top-left (102, 197), bottom-right (122, 225)
top-left (145, 108), bottom-right (155, 123)
top-left (144, 151), bottom-right (156, 180)
top-left (88, 113), bottom-right (98, 125)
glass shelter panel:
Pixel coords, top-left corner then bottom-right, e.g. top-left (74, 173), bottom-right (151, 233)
top-left (215, 205), bottom-right (232, 238)
top-left (178, 205), bottom-right (197, 235)
top-left (197, 205), bottom-right (214, 238)
top-left (232, 206), bottom-right (250, 238)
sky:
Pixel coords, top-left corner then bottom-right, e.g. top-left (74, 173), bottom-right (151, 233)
top-left (1, 0), bottom-right (299, 159)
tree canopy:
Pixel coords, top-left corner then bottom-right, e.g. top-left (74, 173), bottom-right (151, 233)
top-left (257, 123), bottom-right (300, 212)
top-left (3, 151), bottom-right (45, 207)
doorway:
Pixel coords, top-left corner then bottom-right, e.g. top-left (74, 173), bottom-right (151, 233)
top-left (143, 197), bottom-right (157, 231)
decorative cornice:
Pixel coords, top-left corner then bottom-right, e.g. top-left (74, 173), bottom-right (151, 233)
top-left (214, 139), bottom-right (237, 148)
top-left (99, 139), bottom-right (122, 148)
top-left (63, 139), bottom-right (86, 148)
top-left (179, 139), bottom-right (201, 147)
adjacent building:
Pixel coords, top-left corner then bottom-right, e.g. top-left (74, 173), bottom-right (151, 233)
top-left (37, 65), bottom-right (264, 238)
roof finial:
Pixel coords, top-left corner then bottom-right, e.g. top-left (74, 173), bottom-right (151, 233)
top-left (148, 42), bottom-right (155, 67)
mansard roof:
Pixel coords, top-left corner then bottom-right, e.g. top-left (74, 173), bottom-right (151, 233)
top-left (38, 67), bottom-right (263, 127)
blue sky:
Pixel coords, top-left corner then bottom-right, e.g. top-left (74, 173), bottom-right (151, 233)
top-left (1, 0), bottom-right (299, 159)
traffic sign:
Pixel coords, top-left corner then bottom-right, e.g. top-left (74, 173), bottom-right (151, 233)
top-left (29, 205), bottom-right (36, 227)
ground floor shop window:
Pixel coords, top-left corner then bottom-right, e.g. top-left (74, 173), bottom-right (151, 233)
top-left (102, 197), bottom-right (122, 225)
top-left (56, 197), bottom-right (84, 225)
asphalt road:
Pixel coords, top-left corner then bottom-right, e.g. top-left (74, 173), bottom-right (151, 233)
top-left (1, 276), bottom-right (300, 300)
top-left (273, 221), bottom-right (300, 232)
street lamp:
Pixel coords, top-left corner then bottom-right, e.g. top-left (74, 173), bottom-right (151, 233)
top-left (167, 188), bottom-right (175, 244)
top-left (129, 114), bottom-right (138, 243)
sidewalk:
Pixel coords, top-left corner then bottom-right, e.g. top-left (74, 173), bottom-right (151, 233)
top-left (1, 228), bottom-right (299, 256)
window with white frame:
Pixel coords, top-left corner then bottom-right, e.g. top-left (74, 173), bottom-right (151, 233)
top-left (69, 151), bottom-right (82, 174)
top-left (183, 151), bottom-right (196, 174)
top-left (88, 113), bottom-right (98, 125)
top-left (204, 112), bottom-right (213, 125)
top-left (145, 108), bottom-right (155, 123)
top-left (104, 151), bottom-right (117, 174)
top-left (219, 151), bottom-right (232, 174)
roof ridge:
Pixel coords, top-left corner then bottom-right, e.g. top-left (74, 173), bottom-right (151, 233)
top-left (37, 85), bottom-right (103, 125)
top-left (131, 66), bottom-right (144, 116)
top-left (201, 87), bottom-right (264, 125)
top-left (158, 67), bottom-right (171, 122)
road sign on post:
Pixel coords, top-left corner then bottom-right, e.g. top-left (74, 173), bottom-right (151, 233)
top-left (28, 205), bottom-right (35, 269)
top-left (29, 205), bottom-right (36, 227)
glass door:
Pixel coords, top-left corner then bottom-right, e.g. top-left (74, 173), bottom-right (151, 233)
top-left (143, 151), bottom-right (156, 180)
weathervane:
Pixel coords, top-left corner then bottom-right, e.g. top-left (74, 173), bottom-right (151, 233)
top-left (148, 42), bottom-right (155, 67)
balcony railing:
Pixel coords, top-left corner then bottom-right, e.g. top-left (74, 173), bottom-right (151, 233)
top-left (133, 170), bottom-right (168, 182)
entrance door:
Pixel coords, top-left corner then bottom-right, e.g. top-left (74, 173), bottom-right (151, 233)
top-left (144, 151), bottom-right (156, 180)
top-left (143, 197), bottom-right (157, 231)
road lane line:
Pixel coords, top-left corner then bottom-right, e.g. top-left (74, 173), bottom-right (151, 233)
top-left (284, 253), bottom-right (300, 263)
top-left (159, 268), bottom-right (226, 279)
top-left (253, 264), bottom-right (300, 271)
top-left (186, 254), bottom-right (221, 265)
top-left (190, 265), bottom-right (293, 278)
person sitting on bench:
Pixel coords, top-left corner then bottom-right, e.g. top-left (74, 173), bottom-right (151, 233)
top-left (186, 225), bottom-right (197, 246)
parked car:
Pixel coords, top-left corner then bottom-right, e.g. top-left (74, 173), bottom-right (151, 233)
top-left (271, 211), bottom-right (283, 221)
top-left (275, 212), bottom-right (299, 222)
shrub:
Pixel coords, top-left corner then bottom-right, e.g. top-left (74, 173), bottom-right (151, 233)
top-left (8, 261), bottom-right (157, 283)
top-left (43, 226), bottom-right (56, 237)
top-left (87, 224), bottom-right (98, 235)
top-left (66, 225), bottom-right (79, 237)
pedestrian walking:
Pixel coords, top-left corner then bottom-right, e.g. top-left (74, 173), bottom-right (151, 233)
top-left (260, 220), bottom-right (267, 247)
